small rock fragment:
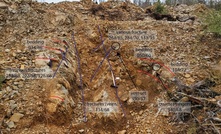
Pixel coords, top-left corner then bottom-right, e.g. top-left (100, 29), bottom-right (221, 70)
top-left (147, 129), bottom-right (152, 133)
top-left (7, 121), bottom-right (15, 128)
top-left (139, 110), bottom-right (143, 115)
top-left (135, 79), bottom-right (142, 86)
top-left (180, 97), bottom-right (189, 102)
top-left (20, 65), bottom-right (25, 70)
top-left (5, 49), bottom-right (10, 53)
top-left (78, 129), bottom-right (84, 133)
top-left (12, 53), bottom-right (16, 57)
top-left (187, 78), bottom-right (195, 82)
top-left (10, 113), bottom-right (24, 122)
top-left (215, 96), bottom-right (221, 100)
top-left (185, 74), bottom-right (191, 78)
top-left (118, 130), bottom-right (126, 134)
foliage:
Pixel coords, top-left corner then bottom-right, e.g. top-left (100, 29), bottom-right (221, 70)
top-left (203, 10), bottom-right (221, 37)
top-left (214, 2), bottom-right (221, 11)
top-left (165, 0), bottom-right (172, 6)
top-left (153, 0), bottom-right (168, 14)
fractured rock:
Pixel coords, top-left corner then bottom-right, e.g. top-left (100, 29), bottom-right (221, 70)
top-left (10, 113), bottom-right (24, 122)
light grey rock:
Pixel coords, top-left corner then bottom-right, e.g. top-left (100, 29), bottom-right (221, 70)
top-left (6, 86), bottom-right (12, 92)
top-left (7, 121), bottom-right (15, 128)
top-left (5, 49), bottom-right (10, 53)
top-left (13, 82), bottom-right (19, 85)
top-left (78, 129), bottom-right (84, 133)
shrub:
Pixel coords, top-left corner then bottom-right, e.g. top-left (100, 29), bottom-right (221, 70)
top-left (153, 0), bottom-right (168, 14)
top-left (203, 10), bottom-right (221, 37)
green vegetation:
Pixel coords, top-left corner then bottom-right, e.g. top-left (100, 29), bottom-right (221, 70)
top-left (165, 0), bottom-right (172, 6)
top-left (203, 10), bottom-right (221, 37)
top-left (0, 75), bottom-right (5, 89)
top-left (209, 1), bottom-right (221, 10)
top-left (153, 0), bottom-right (168, 14)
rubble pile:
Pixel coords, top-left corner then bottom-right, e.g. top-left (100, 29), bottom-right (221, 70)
top-left (146, 3), bottom-right (208, 22)
top-left (90, 1), bottom-right (145, 21)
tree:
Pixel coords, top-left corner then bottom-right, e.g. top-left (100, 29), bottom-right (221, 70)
top-left (153, 0), bottom-right (168, 14)
top-left (165, 0), bottom-right (172, 5)
top-left (198, 0), bottom-right (206, 4)
top-left (203, 10), bottom-right (221, 37)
